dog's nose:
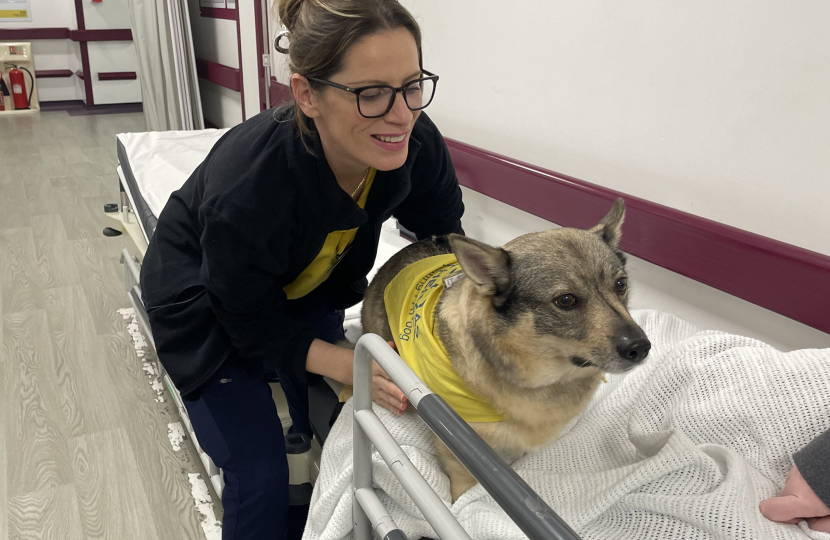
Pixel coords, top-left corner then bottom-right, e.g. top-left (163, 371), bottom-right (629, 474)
top-left (616, 336), bottom-right (651, 363)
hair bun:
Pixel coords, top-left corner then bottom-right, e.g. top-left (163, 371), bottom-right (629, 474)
top-left (276, 0), bottom-right (304, 34)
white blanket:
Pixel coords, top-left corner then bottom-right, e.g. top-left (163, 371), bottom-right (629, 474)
top-left (304, 310), bottom-right (830, 540)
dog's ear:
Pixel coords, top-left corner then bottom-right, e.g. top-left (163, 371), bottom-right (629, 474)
top-left (449, 234), bottom-right (511, 300)
top-left (589, 198), bottom-right (626, 249)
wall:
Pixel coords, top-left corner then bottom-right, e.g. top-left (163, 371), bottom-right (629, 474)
top-left (82, 0), bottom-right (142, 105)
top-left (0, 0), bottom-right (142, 104)
top-left (402, 0), bottom-right (830, 257)
top-left (389, 0), bottom-right (830, 348)
top-left (0, 0), bottom-right (81, 101)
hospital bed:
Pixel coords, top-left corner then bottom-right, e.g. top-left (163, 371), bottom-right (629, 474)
top-left (109, 128), bottom-right (830, 540)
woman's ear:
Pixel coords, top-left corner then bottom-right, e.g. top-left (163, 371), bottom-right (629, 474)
top-left (291, 73), bottom-right (320, 119)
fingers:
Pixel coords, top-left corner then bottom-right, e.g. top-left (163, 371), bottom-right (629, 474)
top-left (372, 389), bottom-right (407, 415)
top-left (761, 495), bottom-right (809, 522)
top-left (372, 374), bottom-right (407, 415)
top-left (368, 342), bottom-right (406, 415)
top-left (761, 493), bottom-right (830, 523)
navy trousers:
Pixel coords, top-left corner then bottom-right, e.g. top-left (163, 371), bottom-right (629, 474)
top-left (183, 299), bottom-right (346, 540)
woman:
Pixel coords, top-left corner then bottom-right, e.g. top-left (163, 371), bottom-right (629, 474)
top-left (139, 0), bottom-right (464, 538)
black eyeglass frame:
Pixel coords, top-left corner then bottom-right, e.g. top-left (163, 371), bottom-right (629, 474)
top-left (306, 70), bottom-right (439, 119)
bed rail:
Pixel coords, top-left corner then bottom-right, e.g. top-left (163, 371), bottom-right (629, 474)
top-left (353, 333), bottom-right (582, 540)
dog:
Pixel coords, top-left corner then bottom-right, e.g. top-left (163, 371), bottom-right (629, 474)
top-left (361, 198), bottom-right (651, 501)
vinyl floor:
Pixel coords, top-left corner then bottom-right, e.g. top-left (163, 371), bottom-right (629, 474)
top-left (0, 110), bottom-right (219, 539)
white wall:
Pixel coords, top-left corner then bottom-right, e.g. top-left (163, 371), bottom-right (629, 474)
top-left (30, 39), bottom-right (83, 101)
top-left (199, 79), bottom-right (243, 127)
top-left (87, 41), bottom-right (142, 104)
top-left (403, 0), bottom-right (830, 257)
top-left (0, 0), bottom-right (81, 101)
top-left (82, 0), bottom-right (132, 30)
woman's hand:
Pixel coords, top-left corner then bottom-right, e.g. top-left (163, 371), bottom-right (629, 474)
top-left (760, 465), bottom-right (830, 533)
top-left (307, 338), bottom-right (407, 415)
top-left (372, 341), bottom-right (408, 415)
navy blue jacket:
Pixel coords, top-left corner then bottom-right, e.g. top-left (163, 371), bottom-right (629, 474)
top-left (140, 108), bottom-right (464, 398)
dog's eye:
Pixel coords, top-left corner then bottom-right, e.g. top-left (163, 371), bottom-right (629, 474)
top-left (615, 278), bottom-right (628, 293)
top-left (554, 294), bottom-right (578, 309)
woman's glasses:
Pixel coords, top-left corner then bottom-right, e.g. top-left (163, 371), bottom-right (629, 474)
top-left (307, 70), bottom-right (439, 119)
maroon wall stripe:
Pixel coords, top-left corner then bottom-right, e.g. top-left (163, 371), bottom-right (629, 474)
top-left (36, 69), bottom-right (74, 78)
top-left (97, 71), bottom-right (137, 81)
top-left (70, 29), bottom-right (133, 42)
top-left (73, 0), bottom-right (85, 30)
top-left (200, 7), bottom-right (238, 20)
top-left (445, 138), bottom-right (830, 334)
top-left (0, 28), bottom-right (69, 40)
top-left (196, 59), bottom-right (242, 92)
top-left (234, 8), bottom-right (245, 121)
top-left (72, 0), bottom-right (94, 106)
top-left (254, 0), bottom-right (266, 111)
top-left (78, 43), bottom-right (94, 105)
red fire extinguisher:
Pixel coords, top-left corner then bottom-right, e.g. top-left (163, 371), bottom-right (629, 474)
top-left (9, 66), bottom-right (34, 110)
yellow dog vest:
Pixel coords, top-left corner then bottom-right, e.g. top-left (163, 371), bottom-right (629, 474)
top-left (384, 254), bottom-right (506, 423)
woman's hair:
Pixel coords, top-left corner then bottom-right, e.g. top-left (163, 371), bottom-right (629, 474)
top-left (274, 0), bottom-right (423, 145)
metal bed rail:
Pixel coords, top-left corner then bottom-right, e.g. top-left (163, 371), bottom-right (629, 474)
top-left (119, 248), bottom-right (225, 496)
top-left (353, 333), bottom-right (582, 540)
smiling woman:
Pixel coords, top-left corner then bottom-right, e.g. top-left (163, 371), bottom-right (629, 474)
top-left (277, 0), bottom-right (433, 191)
top-left (137, 0), bottom-right (465, 538)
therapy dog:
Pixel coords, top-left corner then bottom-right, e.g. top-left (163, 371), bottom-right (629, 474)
top-left (361, 198), bottom-right (651, 501)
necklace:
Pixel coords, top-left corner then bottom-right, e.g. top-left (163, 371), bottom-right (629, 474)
top-left (351, 167), bottom-right (371, 199)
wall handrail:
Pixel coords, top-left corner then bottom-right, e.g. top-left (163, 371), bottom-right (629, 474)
top-left (353, 333), bottom-right (582, 540)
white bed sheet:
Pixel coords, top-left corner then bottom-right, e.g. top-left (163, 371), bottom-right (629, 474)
top-left (305, 310), bottom-right (830, 540)
top-left (117, 128), bottom-right (231, 218)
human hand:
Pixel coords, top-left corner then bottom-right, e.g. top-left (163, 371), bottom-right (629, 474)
top-left (760, 465), bottom-right (830, 533)
top-left (371, 341), bottom-right (408, 416)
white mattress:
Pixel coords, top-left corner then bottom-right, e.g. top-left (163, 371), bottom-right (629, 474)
top-left (117, 128), bottom-right (231, 218)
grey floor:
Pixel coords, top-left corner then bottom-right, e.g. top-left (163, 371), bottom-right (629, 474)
top-left (0, 111), bottom-right (216, 539)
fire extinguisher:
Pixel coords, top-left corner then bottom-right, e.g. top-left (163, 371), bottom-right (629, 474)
top-left (9, 65), bottom-right (34, 110)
